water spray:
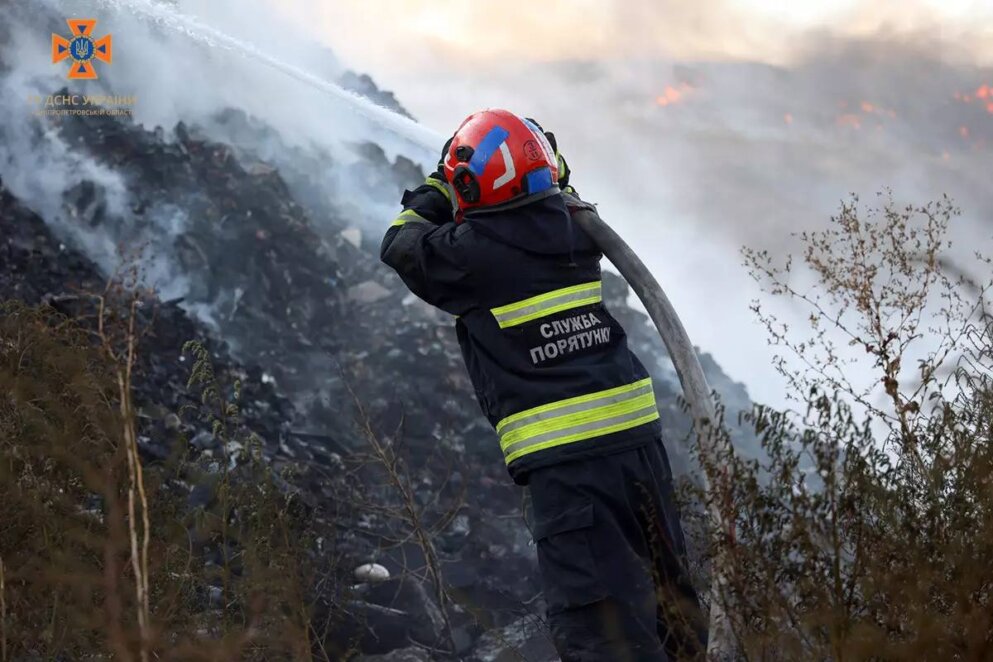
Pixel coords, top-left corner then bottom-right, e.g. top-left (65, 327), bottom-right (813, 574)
top-left (97, 0), bottom-right (442, 161)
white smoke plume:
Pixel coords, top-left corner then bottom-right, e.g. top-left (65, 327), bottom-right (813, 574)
top-left (367, 36), bottom-right (993, 407)
top-left (0, 0), bottom-right (437, 319)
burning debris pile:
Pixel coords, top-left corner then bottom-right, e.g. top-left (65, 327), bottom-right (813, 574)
top-left (654, 82), bottom-right (695, 108)
top-left (0, 102), bottom-right (751, 659)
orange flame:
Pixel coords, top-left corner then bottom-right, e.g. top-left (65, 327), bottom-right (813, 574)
top-left (784, 112), bottom-right (793, 125)
top-left (860, 101), bottom-right (875, 113)
top-left (960, 126), bottom-right (970, 138)
top-left (953, 84), bottom-right (993, 107)
top-left (654, 82), bottom-right (694, 108)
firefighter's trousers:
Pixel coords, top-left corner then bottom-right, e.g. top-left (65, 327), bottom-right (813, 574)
top-left (529, 437), bottom-right (708, 661)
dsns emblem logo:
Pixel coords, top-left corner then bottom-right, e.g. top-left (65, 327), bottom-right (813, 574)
top-left (52, 19), bottom-right (112, 80)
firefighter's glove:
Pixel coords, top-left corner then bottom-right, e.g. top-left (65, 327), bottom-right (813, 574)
top-left (429, 135), bottom-right (455, 185)
top-left (542, 131), bottom-right (573, 193)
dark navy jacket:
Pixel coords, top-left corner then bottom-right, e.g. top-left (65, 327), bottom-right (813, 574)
top-left (381, 179), bottom-right (661, 484)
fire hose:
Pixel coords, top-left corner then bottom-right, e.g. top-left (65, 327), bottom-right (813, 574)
top-left (567, 199), bottom-right (735, 659)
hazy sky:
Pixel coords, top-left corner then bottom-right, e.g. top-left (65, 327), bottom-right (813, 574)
top-left (279, 0), bottom-right (993, 73)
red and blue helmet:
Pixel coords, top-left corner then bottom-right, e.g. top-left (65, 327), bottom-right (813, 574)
top-left (443, 109), bottom-right (559, 214)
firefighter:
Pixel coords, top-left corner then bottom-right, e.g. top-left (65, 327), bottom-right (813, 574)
top-left (381, 109), bottom-right (708, 661)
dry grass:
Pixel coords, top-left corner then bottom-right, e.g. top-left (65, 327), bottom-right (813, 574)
top-left (685, 193), bottom-right (993, 660)
top-left (0, 298), bottom-right (324, 660)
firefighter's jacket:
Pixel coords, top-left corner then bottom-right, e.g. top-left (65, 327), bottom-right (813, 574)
top-left (380, 179), bottom-right (662, 484)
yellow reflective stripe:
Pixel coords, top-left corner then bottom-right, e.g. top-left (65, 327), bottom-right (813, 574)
top-left (496, 377), bottom-right (653, 434)
top-left (500, 392), bottom-right (657, 450)
top-left (497, 376), bottom-right (660, 464)
top-left (492, 281), bottom-right (600, 318)
top-left (423, 177), bottom-right (452, 201)
top-left (504, 411), bottom-right (659, 464)
top-left (499, 380), bottom-right (654, 438)
top-left (490, 281), bottom-right (601, 329)
top-left (390, 209), bottom-right (430, 227)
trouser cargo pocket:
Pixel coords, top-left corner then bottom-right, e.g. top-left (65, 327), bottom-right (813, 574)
top-left (533, 501), bottom-right (608, 614)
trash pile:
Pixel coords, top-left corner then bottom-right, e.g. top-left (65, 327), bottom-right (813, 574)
top-left (0, 95), bottom-right (754, 658)
top-left (338, 70), bottom-right (415, 120)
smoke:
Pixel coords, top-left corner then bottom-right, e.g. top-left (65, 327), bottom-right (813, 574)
top-left (289, 0), bottom-right (993, 70)
top-left (0, 3), bottom-right (129, 274)
top-left (2, 0), bottom-right (991, 409)
top-left (0, 0), bottom-right (435, 313)
top-left (361, 29), bottom-right (993, 406)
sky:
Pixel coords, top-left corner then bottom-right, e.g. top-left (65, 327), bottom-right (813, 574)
top-left (3, 0), bottom-right (992, 412)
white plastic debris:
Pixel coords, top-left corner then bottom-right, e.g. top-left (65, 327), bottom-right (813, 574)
top-left (354, 562), bottom-right (390, 583)
top-left (164, 413), bottom-right (182, 431)
top-left (340, 227), bottom-right (362, 248)
top-left (246, 162), bottom-right (276, 176)
top-left (348, 280), bottom-right (391, 304)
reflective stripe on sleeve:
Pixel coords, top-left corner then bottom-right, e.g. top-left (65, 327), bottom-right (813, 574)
top-left (490, 281), bottom-right (601, 329)
top-left (496, 377), bottom-right (659, 464)
top-left (390, 209), bottom-right (432, 227)
top-left (423, 177), bottom-right (452, 201)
